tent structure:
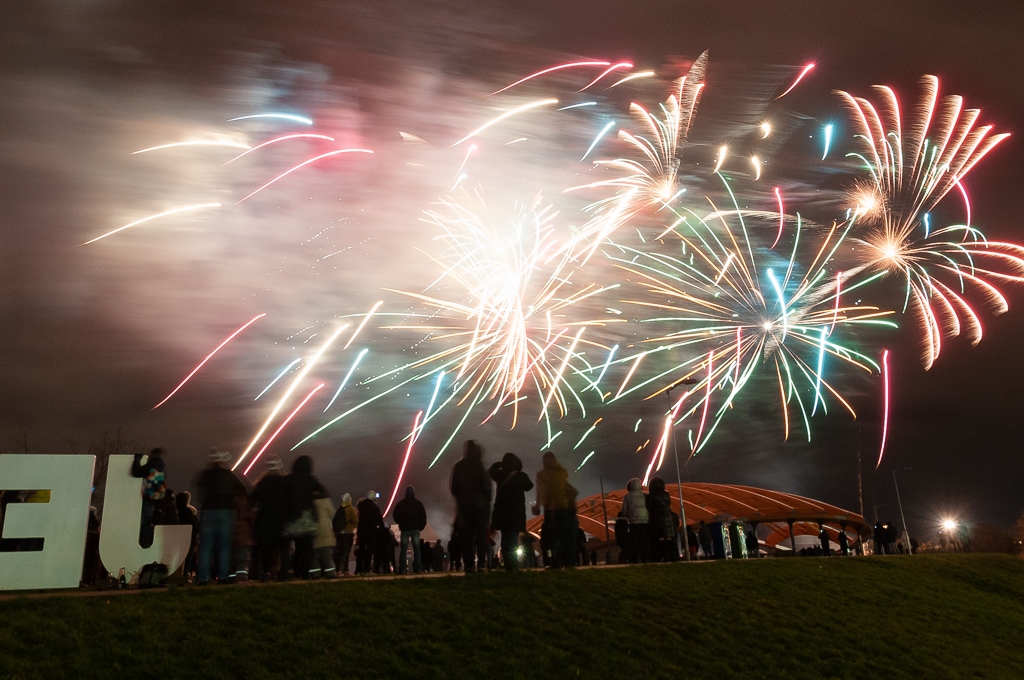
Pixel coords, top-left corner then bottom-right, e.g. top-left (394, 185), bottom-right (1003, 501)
top-left (525, 482), bottom-right (869, 551)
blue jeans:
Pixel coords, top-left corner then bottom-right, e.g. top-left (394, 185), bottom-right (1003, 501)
top-left (198, 509), bottom-right (235, 583)
top-left (399, 530), bottom-right (421, 574)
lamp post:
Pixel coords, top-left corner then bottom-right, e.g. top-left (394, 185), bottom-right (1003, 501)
top-left (893, 467), bottom-right (912, 555)
top-left (668, 380), bottom-right (697, 562)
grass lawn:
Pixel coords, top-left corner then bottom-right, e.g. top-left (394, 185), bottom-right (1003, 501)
top-left (1, 554), bottom-right (1023, 679)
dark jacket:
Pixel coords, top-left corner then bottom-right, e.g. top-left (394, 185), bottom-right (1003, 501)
top-left (450, 441), bottom-right (492, 518)
top-left (393, 495), bottom-right (427, 532)
top-left (194, 464), bottom-right (245, 511)
top-left (284, 456), bottom-right (326, 522)
top-left (251, 472), bottom-right (288, 544)
top-left (357, 497), bottom-right (384, 537)
top-left (489, 453), bottom-right (534, 533)
top-left (645, 478), bottom-right (674, 540)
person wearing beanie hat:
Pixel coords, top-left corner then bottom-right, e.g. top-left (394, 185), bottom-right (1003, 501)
top-left (392, 486), bottom-right (427, 574)
top-left (193, 449), bottom-right (246, 584)
top-left (332, 493), bottom-right (358, 575)
top-left (130, 448), bottom-right (167, 549)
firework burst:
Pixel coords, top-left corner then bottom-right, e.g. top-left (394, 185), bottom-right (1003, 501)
top-left (837, 76), bottom-right (1024, 368)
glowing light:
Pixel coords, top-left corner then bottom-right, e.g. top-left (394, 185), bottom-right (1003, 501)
top-left (152, 313), bottom-right (266, 409)
top-left (941, 519), bottom-right (957, 532)
top-left (759, 122), bottom-right (771, 139)
top-left (490, 61), bottom-right (611, 95)
top-left (771, 187), bottom-right (785, 248)
top-left (750, 155), bottom-right (762, 181)
top-left (233, 322), bottom-right (350, 471)
top-left (581, 121), bottom-right (616, 161)
top-left (228, 113), bottom-right (314, 125)
top-left (255, 358), bottom-right (301, 401)
top-left (383, 410), bottom-right (424, 516)
top-left (83, 203), bottom-right (221, 245)
top-left (323, 348), bottom-right (368, 413)
top-left (608, 71), bottom-right (656, 88)
top-left (451, 99), bottom-right (558, 146)
top-left (235, 148), bottom-right (373, 203)
top-left (132, 140), bottom-right (250, 155)
top-left (223, 134), bottom-right (335, 164)
top-left (877, 349), bottom-right (890, 468)
top-left (822, 124), bottom-right (834, 160)
top-left (243, 383), bottom-right (324, 476)
top-left (579, 62), bottom-right (633, 91)
top-left (775, 63), bottom-right (815, 99)
top-left (713, 145), bottom-right (728, 173)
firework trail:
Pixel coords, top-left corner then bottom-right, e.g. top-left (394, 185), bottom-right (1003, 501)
top-left (838, 76), bottom-right (1024, 368)
top-left (152, 313), bottom-right (266, 409)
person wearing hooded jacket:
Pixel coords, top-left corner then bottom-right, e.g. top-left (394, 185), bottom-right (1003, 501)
top-left (621, 478), bottom-right (650, 563)
top-left (250, 456), bottom-right (289, 580)
top-left (449, 440), bottom-right (492, 573)
top-left (332, 494), bottom-right (357, 574)
top-left (489, 452), bottom-right (534, 571)
top-left (392, 486), bottom-right (427, 574)
top-left (284, 455), bottom-right (326, 579)
top-left (356, 491), bottom-right (384, 574)
top-left (535, 451), bottom-right (573, 568)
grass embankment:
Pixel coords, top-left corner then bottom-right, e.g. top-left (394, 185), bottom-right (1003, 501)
top-left (1, 555), bottom-right (1023, 679)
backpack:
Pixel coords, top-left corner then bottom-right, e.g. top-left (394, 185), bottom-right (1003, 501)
top-left (138, 562), bottom-right (169, 588)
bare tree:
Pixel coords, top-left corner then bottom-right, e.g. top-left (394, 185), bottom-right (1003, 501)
top-left (87, 429), bottom-right (142, 520)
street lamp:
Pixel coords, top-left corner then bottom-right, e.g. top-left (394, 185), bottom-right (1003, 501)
top-left (893, 467), bottom-right (912, 555)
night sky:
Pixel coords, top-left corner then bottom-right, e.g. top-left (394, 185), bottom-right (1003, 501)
top-left (2, 0), bottom-right (1023, 540)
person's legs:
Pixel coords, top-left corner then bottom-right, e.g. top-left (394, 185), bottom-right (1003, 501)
top-left (197, 513), bottom-right (215, 583)
top-left (216, 510), bottom-right (235, 582)
top-left (474, 519), bottom-right (488, 571)
top-left (233, 546), bottom-right (251, 581)
top-left (410, 530), bottom-right (422, 573)
top-left (321, 546), bottom-right (336, 577)
top-left (295, 536), bottom-right (313, 578)
top-left (339, 534), bottom-right (353, 573)
top-left (398, 531), bottom-right (410, 574)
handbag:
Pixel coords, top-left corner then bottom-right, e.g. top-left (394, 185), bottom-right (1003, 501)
top-left (138, 562), bottom-right (168, 588)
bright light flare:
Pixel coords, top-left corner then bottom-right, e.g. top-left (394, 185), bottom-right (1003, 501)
top-left (83, 203), bottom-right (221, 245)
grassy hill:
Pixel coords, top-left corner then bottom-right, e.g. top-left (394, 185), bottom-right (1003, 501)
top-left (1, 554), bottom-right (1023, 679)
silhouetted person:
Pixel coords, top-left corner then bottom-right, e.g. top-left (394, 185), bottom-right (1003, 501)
top-left (356, 491), bottom-right (384, 574)
top-left (393, 486), bottom-right (427, 574)
top-left (433, 540), bottom-right (446, 571)
top-left (686, 524), bottom-right (699, 561)
top-left (645, 477), bottom-right (673, 562)
top-left (746, 529), bottom-right (759, 558)
top-left (489, 452), bottom-right (534, 571)
top-left (250, 456), bottom-right (288, 580)
top-left (131, 448), bottom-right (167, 549)
top-left (837, 528), bottom-right (850, 556)
top-left (535, 451), bottom-right (572, 568)
top-left (194, 449), bottom-right (245, 584)
top-left (82, 507), bottom-right (103, 585)
top-left (231, 490), bottom-right (254, 581)
top-left (621, 478), bottom-right (649, 563)
top-left (332, 494), bottom-right (357, 575)
top-left (697, 520), bottom-right (711, 559)
top-left (284, 455), bottom-right (326, 579)
top-left (450, 440), bottom-right (492, 573)
top-left (819, 526), bottom-right (831, 556)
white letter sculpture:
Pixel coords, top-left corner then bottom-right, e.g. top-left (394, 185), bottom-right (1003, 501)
top-left (98, 454), bottom-right (191, 579)
top-left (0, 454), bottom-right (95, 591)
